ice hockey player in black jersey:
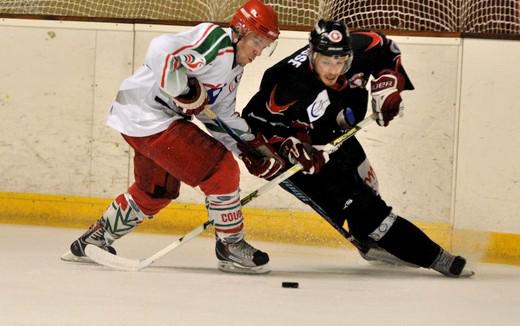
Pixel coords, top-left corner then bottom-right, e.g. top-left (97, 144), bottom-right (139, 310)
top-left (242, 19), bottom-right (473, 277)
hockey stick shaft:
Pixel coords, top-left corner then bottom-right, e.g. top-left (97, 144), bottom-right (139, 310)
top-left (139, 220), bottom-right (214, 268)
top-left (86, 112), bottom-right (375, 271)
top-left (279, 179), bottom-right (366, 250)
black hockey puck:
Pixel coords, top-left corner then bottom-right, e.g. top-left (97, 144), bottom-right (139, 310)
top-left (282, 282), bottom-right (299, 288)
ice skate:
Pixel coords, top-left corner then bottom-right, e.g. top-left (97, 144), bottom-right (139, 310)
top-left (215, 238), bottom-right (270, 274)
top-left (61, 193), bottom-right (146, 264)
top-left (431, 249), bottom-right (475, 278)
top-left (61, 219), bottom-right (117, 264)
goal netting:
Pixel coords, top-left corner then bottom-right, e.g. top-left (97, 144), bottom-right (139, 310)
top-left (1, 0), bottom-right (519, 35)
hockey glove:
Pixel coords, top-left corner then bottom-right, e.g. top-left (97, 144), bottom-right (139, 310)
top-left (370, 70), bottom-right (404, 127)
top-left (172, 77), bottom-right (207, 116)
top-left (336, 106), bottom-right (356, 130)
top-left (279, 137), bottom-right (329, 175)
top-left (238, 133), bottom-right (285, 180)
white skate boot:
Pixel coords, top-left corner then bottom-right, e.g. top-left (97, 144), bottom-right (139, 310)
top-left (215, 238), bottom-right (270, 274)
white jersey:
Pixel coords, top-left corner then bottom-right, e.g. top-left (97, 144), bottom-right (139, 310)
top-left (107, 23), bottom-right (251, 153)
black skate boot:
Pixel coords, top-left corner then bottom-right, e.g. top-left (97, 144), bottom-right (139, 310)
top-left (215, 238), bottom-right (270, 274)
top-left (61, 219), bottom-right (116, 263)
top-left (431, 249), bottom-right (475, 278)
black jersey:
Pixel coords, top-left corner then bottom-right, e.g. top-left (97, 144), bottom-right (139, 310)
top-left (242, 31), bottom-right (414, 146)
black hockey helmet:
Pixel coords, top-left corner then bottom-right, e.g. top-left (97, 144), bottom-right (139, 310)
top-left (309, 19), bottom-right (352, 57)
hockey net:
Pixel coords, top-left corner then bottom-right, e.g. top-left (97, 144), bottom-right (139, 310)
top-left (0, 0), bottom-right (519, 35)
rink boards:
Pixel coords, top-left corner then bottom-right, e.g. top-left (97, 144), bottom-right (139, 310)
top-left (0, 19), bottom-right (519, 265)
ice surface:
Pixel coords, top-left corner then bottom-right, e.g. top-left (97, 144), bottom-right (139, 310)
top-left (1, 224), bottom-right (519, 326)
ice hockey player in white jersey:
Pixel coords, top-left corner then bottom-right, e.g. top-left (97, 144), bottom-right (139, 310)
top-left (61, 0), bottom-right (285, 274)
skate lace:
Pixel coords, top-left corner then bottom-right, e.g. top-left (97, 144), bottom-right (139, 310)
top-left (84, 222), bottom-right (113, 247)
top-left (229, 240), bottom-right (256, 259)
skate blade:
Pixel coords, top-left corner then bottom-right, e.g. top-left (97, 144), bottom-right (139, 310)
top-left (217, 260), bottom-right (270, 274)
top-left (361, 248), bottom-right (419, 268)
top-left (458, 269), bottom-right (475, 278)
top-left (60, 250), bottom-right (94, 264)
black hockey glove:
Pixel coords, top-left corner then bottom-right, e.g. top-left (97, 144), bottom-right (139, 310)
top-left (279, 137), bottom-right (329, 175)
top-left (238, 133), bottom-right (285, 180)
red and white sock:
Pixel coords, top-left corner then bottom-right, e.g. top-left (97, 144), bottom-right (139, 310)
top-left (207, 190), bottom-right (244, 243)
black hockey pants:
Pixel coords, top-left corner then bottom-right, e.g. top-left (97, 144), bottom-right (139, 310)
top-left (282, 136), bottom-right (442, 267)
top-left (283, 137), bottom-right (391, 242)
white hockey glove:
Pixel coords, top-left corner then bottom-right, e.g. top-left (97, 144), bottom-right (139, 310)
top-left (172, 77), bottom-right (207, 116)
top-left (279, 137), bottom-right (329, 175)
top-left (371, 71), bottom-right (404, 127)
top-left (238, 133), bottom-right (286, 180)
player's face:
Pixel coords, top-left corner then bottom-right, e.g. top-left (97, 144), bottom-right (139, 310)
top-left (313, 54), bottom-right (350, 86)
top-left (235, 33), bottom-right (272, 66)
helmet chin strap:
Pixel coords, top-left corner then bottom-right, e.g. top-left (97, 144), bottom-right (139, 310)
top-left (231, 26), bottom-right (243, 43)
top-left (342, 54), bottom-right (354, 74)
top-left (264, 39), bottom-right (278, 57)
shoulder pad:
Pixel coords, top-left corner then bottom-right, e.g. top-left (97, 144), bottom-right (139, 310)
top-left (351, 31), bottom-right (386, 52)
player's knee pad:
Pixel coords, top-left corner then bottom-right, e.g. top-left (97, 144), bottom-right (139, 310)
top-left (199, 151), bottom-right (240, 195)
top-left (162, 120), bottom-right (230, 187)
top-left (344, 187), bottom-right (393, 242)
top-left (101, 193), bottom-right (150, 242)
top-left (366, 211), bottom-right (398, 242)
top-left (349, 212), bottom-right (398, 250)
top-left (207, 190), bottom-right (244, 243)
top-left (128, 183), bottom-right (171, 216)
top-left (133, 151), bottom-right (181, 200)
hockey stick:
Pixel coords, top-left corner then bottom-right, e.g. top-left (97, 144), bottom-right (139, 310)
top-left (85, 111), bottom-right (376, 271)
top-left (207, 108), bottom-right (414, 265)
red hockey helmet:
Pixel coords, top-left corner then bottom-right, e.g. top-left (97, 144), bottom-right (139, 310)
top-left (230, 0), bottom-right (280, 42)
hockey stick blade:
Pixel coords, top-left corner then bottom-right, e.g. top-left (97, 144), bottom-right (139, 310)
top-left (85, 245), bottom-right (142, 271)
top-left (87, 114), bottom-right (375, 271)
top-left (86, 220), bottom-right (215, 271)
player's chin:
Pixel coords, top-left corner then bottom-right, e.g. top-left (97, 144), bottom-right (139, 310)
top-left (237, 56), bottom-right (253, 66)
top-left (322, 77), bottom-right (339, 86)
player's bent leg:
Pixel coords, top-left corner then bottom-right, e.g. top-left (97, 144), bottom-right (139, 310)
top-left (342, 186), bottom-right (473, 277)
top-left (352, 157), bottom-right (412, 266)
top-left (128, 121), bottom-right (268, 273)
top-left (369, 213), bottom-right (474, 278)
top-left (61, 193), bottom-right (150, 263)
top-left (202, 153), bottom-right (269, 274)
top-left (282, 163), bottom-right (411, 268)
